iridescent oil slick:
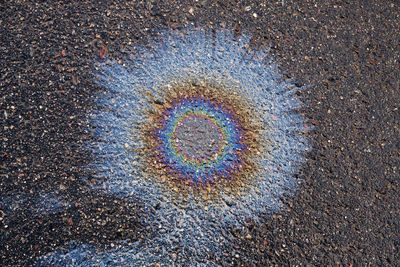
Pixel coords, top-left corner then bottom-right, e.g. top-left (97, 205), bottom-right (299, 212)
top-left (141, 81), bottom-right (264, 200)
top-left (39, 28), bottom-right (310, 265)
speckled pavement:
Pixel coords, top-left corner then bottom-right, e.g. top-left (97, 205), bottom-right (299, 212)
top-left (1, 1), bottom-right (399, 266)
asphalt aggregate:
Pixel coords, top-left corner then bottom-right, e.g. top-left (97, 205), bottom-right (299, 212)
top-left (1, 0), bottom-right (399, 266)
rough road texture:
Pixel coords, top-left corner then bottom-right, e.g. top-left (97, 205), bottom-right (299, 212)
top-left (1, 1), bottom-right (399, 266)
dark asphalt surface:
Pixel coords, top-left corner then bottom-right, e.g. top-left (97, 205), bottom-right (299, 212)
top-left (1, 1), bottom-right (399, 266)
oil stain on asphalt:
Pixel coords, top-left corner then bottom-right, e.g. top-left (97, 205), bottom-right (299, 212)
top-left (1, 1), bottom-right (398, 266)
top-left (36, 28), bottom-right (309, 265)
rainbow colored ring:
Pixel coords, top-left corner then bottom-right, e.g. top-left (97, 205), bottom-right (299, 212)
top-left (51, 28), bottom-right (312, 266)
top-left (141, 82), bottom-right (261, 191)
top-left (171, 112), bottom-right (226, 165)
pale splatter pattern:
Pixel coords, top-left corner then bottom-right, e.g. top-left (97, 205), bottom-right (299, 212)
top-left (39, 28), bottom-right (310, 266)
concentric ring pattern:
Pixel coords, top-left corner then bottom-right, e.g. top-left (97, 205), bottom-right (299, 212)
top-left (39, 28), bottom-right (310, 265)
top-left (141, 81), bottom-right (263, 196)
top-left (154, 95), bottom-right (247, 185)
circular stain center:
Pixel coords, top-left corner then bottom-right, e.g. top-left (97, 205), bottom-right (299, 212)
top-left (173, 114), bottom-right (224, 164)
